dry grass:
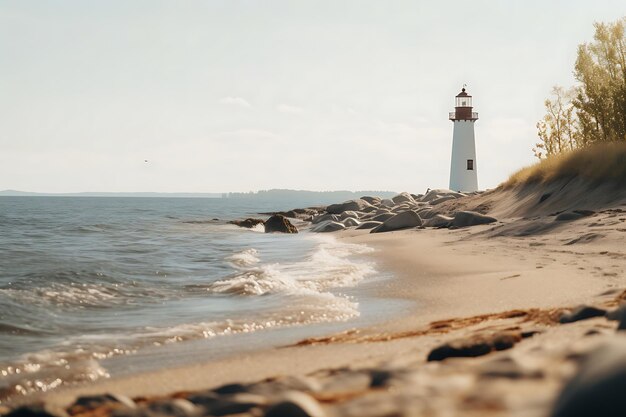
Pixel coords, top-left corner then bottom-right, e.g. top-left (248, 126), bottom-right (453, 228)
top-left (503, 142), bottom-right (626, 188)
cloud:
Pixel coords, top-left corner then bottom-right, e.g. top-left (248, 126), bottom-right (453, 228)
top-left (277, 104), bottom-right (304, 114)
top-left (218, 96), bottom-right (251, 108)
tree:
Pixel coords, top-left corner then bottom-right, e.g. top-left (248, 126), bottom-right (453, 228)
top-left (573, 18), bottom-right (626, 144)
top-left (533, 86), bottom-right (580, 159)
top-left (535, 17), bottom-right (626, 159)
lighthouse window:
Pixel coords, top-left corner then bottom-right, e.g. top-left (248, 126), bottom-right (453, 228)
top-left (467, 159), bottom-right (474, 170)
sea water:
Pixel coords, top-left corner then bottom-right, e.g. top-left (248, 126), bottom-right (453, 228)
top-left (0, 197), bottom-right (397, 402)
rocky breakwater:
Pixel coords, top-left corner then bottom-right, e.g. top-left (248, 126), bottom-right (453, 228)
top-left (308, 190), bottom-right (497, 234)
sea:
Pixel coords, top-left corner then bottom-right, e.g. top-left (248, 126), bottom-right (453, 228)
top-left (0, 196), bottom-right (403, 403)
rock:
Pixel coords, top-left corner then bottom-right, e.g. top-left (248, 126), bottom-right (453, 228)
top-left (318, 370), bottom-right (371, 395)
top-left (229, 218), bottom-right (265, 228)
top-left (380, 199), bottom-right (395, 208)
top-left (391, 192), bottom-right (415, 205)
top-left (326, 199), bottom-right (372, 215)
top-left (213, 382), bottom-right (251, 395)
top-left (427, 331), bottom-right (522, 361)
top-left (420, 189), bottom-right (462, 203)
top-left (71, 394), bottom-right (136, 411)
top-left (265, 391), bottom-right (326, 417)
top-left (147, 399), bottom-right (198, 417)
top-left (342, 217), bottom-right (361, 227)
top-left (264, 215), bottom-right (298, 233)
top-left (311, 221), bottom-right (346, 233)
top-left (423, 214), bottom-right (453, 228)
top-left (371, 211), bottom-right (422, 233)
top-left (360, 196), bottom-right (381, 205)
top-left (356, 221), bottom-right (383, 230)
top-left (5, 405), bottom-right (69, 417)
top-left (415, 207), bottom-right (437, 219)
top-left (606, 304), bottom-right (626, 331)
top-left (551, 338), bottom-right (626, 417)
top-left (371, 213), bottom-right (395, 223)
top-left (555, 210), bottom-right (596, 222)
top-left (391, 204), bottom-right (411, 213)
top-left (360, 205), bottom-right (378, 213)
top-left (559, 305), bottom-right (607, 324)
top-left (205, 394), bottom-right (266, 416)
top-left (430, 195), bottom-right (458, 205)
top-left (451, 211), bottom-right (497, 228)
top-left (311, 213), bottom-right (339, 224)
top-left (477, 356), bottom-right (544, 380)
top-left (368, 369), bottom-right (396, 387)
top-left (338, 210), bottom-right (361, 220)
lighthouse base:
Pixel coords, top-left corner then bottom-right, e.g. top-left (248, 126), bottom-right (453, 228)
top-left (449, 121), bottom-right (478, 192)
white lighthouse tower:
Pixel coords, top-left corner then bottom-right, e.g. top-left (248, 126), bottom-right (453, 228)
top-left (449, 87), bottom-right (479, 192)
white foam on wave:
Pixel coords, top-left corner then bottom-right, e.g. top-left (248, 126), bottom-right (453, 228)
top-left (211, 236), bottom-right (374, 297)
top-left (225, 248), bottom-right (260, 268)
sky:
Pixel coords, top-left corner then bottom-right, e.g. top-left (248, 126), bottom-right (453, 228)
top-left (2, 1), bottom-right (626, 193)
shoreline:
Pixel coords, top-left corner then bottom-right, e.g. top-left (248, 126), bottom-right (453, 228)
top-left (7, 200), bottom-right (626, 416)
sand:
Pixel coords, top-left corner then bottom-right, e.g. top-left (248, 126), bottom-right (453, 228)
top-left (9, 188), bottom-right (626, 416)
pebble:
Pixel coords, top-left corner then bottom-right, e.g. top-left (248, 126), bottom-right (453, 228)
top-left (559, 305), bottom-right (606, 324)
top-left (4, 404), bottom-right (68, 417)
top-left (146, 399), bottom-right (199, 417)
top-left (264, 391), bottom-right (326, 417)
top-left (427, 331), bottom-right (522, 361)
top-left (70, 394), bottom-right (136, 411)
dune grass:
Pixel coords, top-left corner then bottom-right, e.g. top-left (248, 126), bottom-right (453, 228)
top-left (503, 142), bottom-right (626, 188)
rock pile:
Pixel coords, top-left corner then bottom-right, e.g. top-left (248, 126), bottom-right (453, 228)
top-left (306, 190), bottom-right (495, 233)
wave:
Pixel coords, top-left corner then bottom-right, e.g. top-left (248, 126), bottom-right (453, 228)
top-left (0, 235), bottom-right (376, 403)
top-left (209, 237), bottom-right (374, 297)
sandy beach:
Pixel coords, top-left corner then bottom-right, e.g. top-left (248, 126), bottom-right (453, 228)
top-left (8, 180), bottom-right (623, 417)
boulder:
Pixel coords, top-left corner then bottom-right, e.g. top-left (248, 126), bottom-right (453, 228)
top-left (551, 338), bottom-right (626, 417)
top-left (311, 221), bottom-right (346, 233)
top-left (423, 214), bottom-right (453, 228)
top-left (229, 218), bottom-right (265, 229)
top-left (391, 204), bottom-right (411, 213)
top-left (326, 199), bottom-right (372, 214)
top-left (451, 211), bottom-right (497, 228)
top-left (264, 215), bottom-right (298, 233)
top-left (361, 205), bottom-right (378, 213)
top-left (371, 211), bottom-right (422, 233)
top-left (555, 210), bottom-right (596, 222)
top-left (430, 195), bottom-right (458, 205)
top-left (311, 213), bottom-right (339, 224)
top-left (391, 192), bottom-right (415, 205)
top-left (360, 196), bottom-right (381, 205)
top-left (338, 210), bottom-right (361, 220)
top-left (380, 199), bottom-right (395, 208)
top-left (420, 189), bottom-right (465, 203)
top-left (356, 221), bottom-right (383, 230)
top-left (371, 213), bottom-right (395, 222)
top-left (342, 217), bottom-right (360, 227)
top-left (415, 207), bottom-right (437, 219)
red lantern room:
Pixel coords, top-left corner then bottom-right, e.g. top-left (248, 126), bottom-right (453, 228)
top-left (449, 87), bottom-right (479, 121)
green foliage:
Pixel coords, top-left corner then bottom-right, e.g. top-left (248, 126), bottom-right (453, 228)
top-left (535, 17), bottom-right (626, 159)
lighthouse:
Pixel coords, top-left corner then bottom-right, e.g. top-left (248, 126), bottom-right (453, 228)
top-left (449, 87), bottom-right (479, 192)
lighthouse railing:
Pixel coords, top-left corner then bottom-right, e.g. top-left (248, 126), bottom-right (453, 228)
top-left (449, 112), bottom-right (479, 120)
